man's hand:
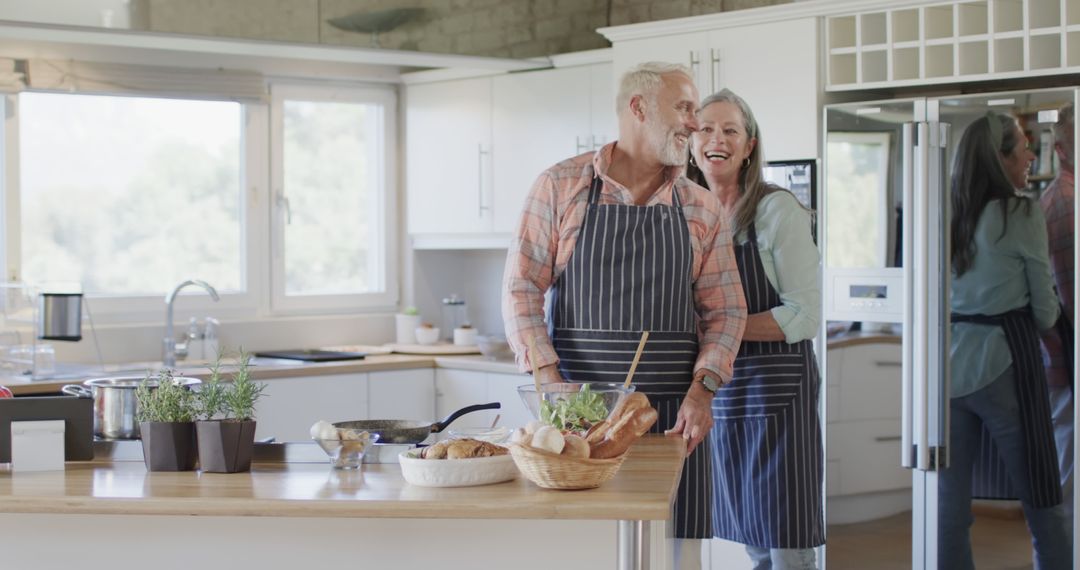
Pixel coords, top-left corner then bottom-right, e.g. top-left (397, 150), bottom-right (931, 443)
top-left (535, 363), bottom-right (566, 384)
top-left (665, 382), bottom-right (714, 455)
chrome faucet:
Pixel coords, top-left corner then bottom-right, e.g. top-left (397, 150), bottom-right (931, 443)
top-left (163, 279), bottom-right (220, 368)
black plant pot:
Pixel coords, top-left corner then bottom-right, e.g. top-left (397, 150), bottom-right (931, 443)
top-left (195, 420), bottom-right (257, 473)
top-left (140, 421), bottom-right (197, 471)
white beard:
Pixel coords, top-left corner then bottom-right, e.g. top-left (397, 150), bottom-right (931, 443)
top-left (645, 113), bottom-right (689, 166)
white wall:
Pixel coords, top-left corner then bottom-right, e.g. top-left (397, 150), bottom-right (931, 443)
top-left (412, 250), bottom-right (508, 340)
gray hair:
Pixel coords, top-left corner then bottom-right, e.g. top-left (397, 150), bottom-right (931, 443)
top-left (696, 88), bottom-right (775, 238)
top-left (616, 61), bottom-right (694, 116)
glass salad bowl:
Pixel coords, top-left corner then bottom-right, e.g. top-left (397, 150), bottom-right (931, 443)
top-left (517, 382), bottom-right (634, 433)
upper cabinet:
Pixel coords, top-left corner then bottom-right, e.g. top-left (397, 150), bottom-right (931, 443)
top-left (609, 17), bottom-right (820, 161)
top-left (491, 63), bottom-right (615, 234)
top-left (826, 0), bottom-right (1080, 90)
top-left (405, 59), bottom-right (615, 242)
top-left (405, 76), bottom-right (494, 236)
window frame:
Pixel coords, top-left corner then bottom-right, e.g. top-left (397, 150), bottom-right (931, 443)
top-left (267, 82), bottom-right (398, 315)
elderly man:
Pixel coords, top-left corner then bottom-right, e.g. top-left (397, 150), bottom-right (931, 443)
top-left (1040, 102), bottom-right (1075, 526)
top-left (502, 61), bottom-right (747, 568)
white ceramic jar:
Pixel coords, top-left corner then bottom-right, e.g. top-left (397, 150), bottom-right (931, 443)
top-left (453, 326), bottom-right (478, 346)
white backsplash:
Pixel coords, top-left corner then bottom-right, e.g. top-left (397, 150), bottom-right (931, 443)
top-left (412, 249), bottom-right (508, 338)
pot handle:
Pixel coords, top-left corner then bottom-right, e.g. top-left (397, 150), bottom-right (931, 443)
top-left (61, 384), bottom-right (92, 398)
top-left (430, 402), bottom-right (501, 433)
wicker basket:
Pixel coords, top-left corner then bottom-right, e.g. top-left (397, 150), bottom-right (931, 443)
top-left (509, 443), bottom-right (627, 490)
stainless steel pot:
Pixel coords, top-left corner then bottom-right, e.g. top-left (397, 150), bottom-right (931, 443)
top-left (62, 376), bottom-right (201, 440)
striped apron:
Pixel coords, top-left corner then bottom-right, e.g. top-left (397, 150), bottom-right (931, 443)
top-left (550, 173), bottom-right (711, 539)
top-left (953, 309), bottom-right (1063, 507)
top-left (710, 222), bottom-right (825, 549)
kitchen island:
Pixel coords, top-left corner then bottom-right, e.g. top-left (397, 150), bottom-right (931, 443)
top-left (0, 435), bottom-right (685, 570)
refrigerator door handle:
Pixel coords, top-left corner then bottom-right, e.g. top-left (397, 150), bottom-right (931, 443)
top-left (914, 121), bottom-right (933, 471)
top-left (901, 122), bottom-right (916, 469)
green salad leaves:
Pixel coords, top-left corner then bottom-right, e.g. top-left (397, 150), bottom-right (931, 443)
top-left (539, 383), bottom-right (609, 432)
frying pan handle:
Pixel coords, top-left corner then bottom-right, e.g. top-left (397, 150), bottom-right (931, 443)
top-left (430, 402), bottom-right (501, 433)
top-left (62, 384), bottom-right (92, 398)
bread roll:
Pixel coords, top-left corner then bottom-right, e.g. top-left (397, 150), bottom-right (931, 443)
top-left (561, 434), bottom-right (590, 459)
top-left (531, 425), bottom-right (566, 454)
top-left (421, 440), bottom-right (451, 459)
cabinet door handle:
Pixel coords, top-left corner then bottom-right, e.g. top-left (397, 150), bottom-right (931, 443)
top-left (689, 50), bottom-right (701, 87)
top-left (875, 435), bottom-right (902, 442)
top-left (576, 135), bottom-right (592, 154)
top-left (477, 144), bottom-right (490, 215)
top-left (710, 48), bottom-right (721, 94)
top-left (874, 361), bottom-right (902, 367)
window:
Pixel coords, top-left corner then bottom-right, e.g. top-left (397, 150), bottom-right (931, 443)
top-left (16, 93), bottom-right (244, 296)
top-left (825, 132), bottom-right (892, 269)
top-left (2, 80), bottom-right (397, 321)
top-left (270, 85), bottom-right (396, 313)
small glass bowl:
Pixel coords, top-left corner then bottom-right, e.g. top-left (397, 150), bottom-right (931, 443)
top-left (314, 431), bottom-right (379, 469)
top-left (446, 426), bottom-right (512, 444)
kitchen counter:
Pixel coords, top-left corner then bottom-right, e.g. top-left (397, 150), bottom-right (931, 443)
top-left (4, 353), bottom-right (525, 396)
top-left (0, 435), bottom-right (685, 569)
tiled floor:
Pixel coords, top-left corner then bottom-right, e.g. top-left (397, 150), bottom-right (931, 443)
top-left (827, 511), bottom-right (1034, 570)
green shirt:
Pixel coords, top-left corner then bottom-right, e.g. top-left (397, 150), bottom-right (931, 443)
top-left (949, 198), bottom-right (1059, 397)
top-left (734, 191), bottom-right (821, 343)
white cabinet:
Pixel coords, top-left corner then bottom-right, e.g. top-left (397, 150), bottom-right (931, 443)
top-left (406, 62), bottom-right (615, 240)
top-left (825, 340), bottom-right (908, 497)
top-left (368, 369), bottom-right (435, 421)
top-left (611, 18), bottom-right (819, 161)
top-left (255, 373), bottom-right (368, 442)
top-left (405, 77), bottom-right (493, 235)
top-left (491, 63), bottom-right (614, 233)
top-left (435, 369), bottom-right (533, 430)
top-left (253, 370), bottom-right (434, 442)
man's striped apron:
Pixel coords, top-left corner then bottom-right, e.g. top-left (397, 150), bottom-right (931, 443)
top-left (550, 173), bottom-right (710, 538)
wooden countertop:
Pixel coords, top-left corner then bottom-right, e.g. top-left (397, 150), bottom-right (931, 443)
top-left (4, 354), bottom-right (525, 396)
top-left (0, 435), bottom-right (686, 521)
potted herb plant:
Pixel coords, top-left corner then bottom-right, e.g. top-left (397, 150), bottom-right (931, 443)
top-left (194, 350), bottom-right (266, 473)
top-left (136, 369), bottom-right (198, 471)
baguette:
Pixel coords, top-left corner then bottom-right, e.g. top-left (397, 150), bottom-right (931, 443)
top-left (584, 419), bottom-right (611, 444)
top-left (589, 406), bottom-right (658, 459)
top-left (607, 392), bottom-right (650, 423)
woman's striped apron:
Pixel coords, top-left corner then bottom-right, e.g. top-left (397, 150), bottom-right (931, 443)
top-left (710, 222), bottom-right (825, 549)
top-left (953, 309), bottom-right (1063, 507)
top-left (550, 173), bottom-right (711, 539)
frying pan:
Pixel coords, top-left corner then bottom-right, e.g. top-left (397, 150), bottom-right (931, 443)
top-left (334, 402), bottom-right (500, 444)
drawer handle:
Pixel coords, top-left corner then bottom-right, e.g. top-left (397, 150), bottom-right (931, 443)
top-left (874, 361), bottom-right (902, 367)
top-left (875, 435), bottom-right (902, 442)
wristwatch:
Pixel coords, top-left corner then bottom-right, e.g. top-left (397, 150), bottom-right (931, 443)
top-left (696, 373), bottom-right (721, 395)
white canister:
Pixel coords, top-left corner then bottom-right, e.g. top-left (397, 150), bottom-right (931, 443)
top-left (453, 327), bottom-right (479, 346)
top-left (395, 313), bottom-right (422, 344)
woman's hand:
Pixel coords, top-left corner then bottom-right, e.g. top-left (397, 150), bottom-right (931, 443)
top-left (665, 381), bottom-right (715, 455)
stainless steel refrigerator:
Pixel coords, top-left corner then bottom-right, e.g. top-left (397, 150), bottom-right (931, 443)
top-left (822, 86), bottom-right (1079, 569)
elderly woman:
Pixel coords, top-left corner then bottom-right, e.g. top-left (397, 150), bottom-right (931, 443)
top-left (687, 89), bottom-right (824, 570)
top-left (943, 111), bottom-right (1071, 569)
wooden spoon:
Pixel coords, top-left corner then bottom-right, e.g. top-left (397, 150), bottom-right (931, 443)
top-left (623, 331), bottom-right (650, 389)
